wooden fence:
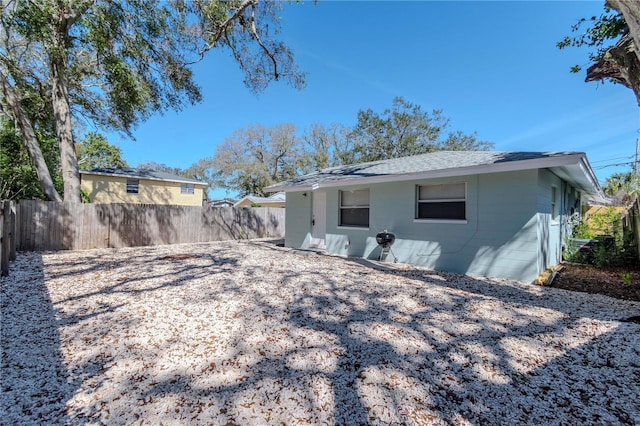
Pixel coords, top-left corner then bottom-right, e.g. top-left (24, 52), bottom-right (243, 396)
top-left (6, 200), bottom-right (284, 254)
top-left (1, 201), bottom-right (17, 276)
top-left (633, 198), bottom-right (640, 262)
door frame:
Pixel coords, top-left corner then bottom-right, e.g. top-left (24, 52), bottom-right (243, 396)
top-left (310, 191), bottom-right (326, 249)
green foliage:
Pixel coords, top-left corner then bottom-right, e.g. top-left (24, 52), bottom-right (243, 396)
top-left (603, 171), bottom-right (640, 203)
top-left (0, 119), bottom-right (62, 200)
top-left (76, 133), bottom-right (128, 169)
top-left (571, 219), bottom-right (595, 240)
top-left (622, 272), bottom-right (632, 286)
top-left (209, 97), bottom-right (492, 196)
top-left (565, 207), bottom-right (638, 268)
top-left (557, 7), bottom-right (627, 73)
top-left (349, 97), bottom-right (493, 163)
top-left (1, 0), bottom-right (304, 201)
top-left (590, 206), bottom-right (624, 244)
top-left (80, 189), bottom-right (91, 203)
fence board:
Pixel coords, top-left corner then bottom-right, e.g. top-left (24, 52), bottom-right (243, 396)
top-left (634, 199), bottom-right (640, 263)
top-left (1, 202), bottom-right (8, 276)
top-left (4, 201), bottom-right (285, 252)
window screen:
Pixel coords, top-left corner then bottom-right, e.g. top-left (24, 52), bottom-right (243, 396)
top-left (417, 183), bottom-right (466, 220)
top-left (339, 189), bottom-right (369, 227)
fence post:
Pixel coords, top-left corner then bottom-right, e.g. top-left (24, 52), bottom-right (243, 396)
top-left (1, 201), bottom-right (9, 276)
top-left (634, 199), bottom-right (640, 263)
top-left (8, 201), bottom-right (16, 261)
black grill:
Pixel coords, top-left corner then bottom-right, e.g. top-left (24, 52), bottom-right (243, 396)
top-left (376, 231), bottom-right (395, 248)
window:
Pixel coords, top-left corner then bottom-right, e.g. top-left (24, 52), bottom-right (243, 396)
top-left (551, 186), bottom-right (558, 221)
top-left (339, 189), bottom-right (369, 227)
top-left (126, 178), bottom-right (139, 194)
top-left (416, 183), bottom-right (466, 220)
top-left (181, 183), bottom-right (195, 194)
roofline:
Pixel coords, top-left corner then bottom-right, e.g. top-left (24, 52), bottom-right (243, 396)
top-left (80, 170), bottom-right (208, 186)
top-left (233, 195), bottom-right (286, 207)
top-left (265, 153), bottom-right (593, 193)
top-left (578, 155), bottom-right (603, 194)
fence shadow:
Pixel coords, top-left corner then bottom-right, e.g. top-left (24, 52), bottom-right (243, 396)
top-left (0, 253), bottom-right (74, 424)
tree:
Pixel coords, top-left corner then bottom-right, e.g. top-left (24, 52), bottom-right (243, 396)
top-left (211, 123), bottom-right (304, 196)
top-left (0, 0), bottom-right (304, 203)
top-left (76, 133), bottom-right (127, 169)
top-left (300, 122), bottom-right (353, 171)
top-left (0, 117), bottom-right (62, 200)
top-left (603, 170), bottom-right (640, 204)
top-left (138, 161), bottom-right (185, 176)
top-left (348, 97), bottom-right (493, 163)
top-left (557, 1), bottom-right (640, 105)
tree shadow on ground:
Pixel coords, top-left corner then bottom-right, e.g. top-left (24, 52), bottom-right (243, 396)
top-left (134, 250), bottom-right (639, 424)
top-left (3, 245), bottom-right (638, 424)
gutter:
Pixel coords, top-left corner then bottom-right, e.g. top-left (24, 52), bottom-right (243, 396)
top-left (265, 153), bottom-right (588, 193)
top-left (80, 170), bottom-right (208, 186)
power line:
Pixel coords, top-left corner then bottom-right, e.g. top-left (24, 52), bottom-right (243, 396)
top-left (590, 154), bottom-right (635, 164)
top-left (593, 161), bottom-right (636, 170)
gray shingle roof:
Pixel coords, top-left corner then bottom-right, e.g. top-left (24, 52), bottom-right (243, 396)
top-left (80, 167), bottom-right (206, 185)
top-left (265, 151), bottom-right (595, 192)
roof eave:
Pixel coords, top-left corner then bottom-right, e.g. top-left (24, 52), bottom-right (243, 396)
top-left (549, 156), bottom-right (603, 197)
top-left (80, 170), bottom-right (208, 186)
top-left (266, 153), bottom-right (590, 192)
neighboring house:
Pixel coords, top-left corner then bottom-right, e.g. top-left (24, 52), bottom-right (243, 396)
top-left (208, 199), bottom-right (237, 208)
top-left (80, 167), bottom-right (207, 206)
top-left (234, 192), bottom-right (286, 208)
top-left (265, 151), bottom-right (603, 283)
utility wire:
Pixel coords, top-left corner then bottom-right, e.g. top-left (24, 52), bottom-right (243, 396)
top-left (593, 161), bottom-right (636, 170)
top-left (590, 154), bottom-right (635, 164)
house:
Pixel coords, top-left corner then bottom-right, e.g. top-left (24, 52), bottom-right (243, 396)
top-left (208, 199), bottom-right (237, 208)
top-left (80, 167), bottom-right (207, 206)
top-left (264, 151), bottom-right (603, 283)
top-left (234, 192), bottom-right (286, 208)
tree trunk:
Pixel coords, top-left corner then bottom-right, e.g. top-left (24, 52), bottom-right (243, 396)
top-left (50, 56), bottom-right (81, 203)
top-left (608, 0), bottom-right (640, 63)
top-left (586, 34), bottom-right (640, 106)
top-left (598, 0), bottom-right (640, 105)
top-left (0, 71), bottom-right (62, 202)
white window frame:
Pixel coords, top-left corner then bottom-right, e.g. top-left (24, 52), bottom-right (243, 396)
top-left (126, 178), bottom-right (139, 194)
top-left (415, 182), bottom-right (467, 223)
top-left (338, 189), bottom-right (370, 229)
top-left (181, 183), bottom-right (195, 194)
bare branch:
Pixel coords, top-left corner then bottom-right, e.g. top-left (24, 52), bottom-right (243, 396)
top-left (249, 2), bottom-right (278, 79)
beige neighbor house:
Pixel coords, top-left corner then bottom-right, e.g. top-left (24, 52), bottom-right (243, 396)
top-left (80, 167), bottom-right (207, 206)
top-left (234, 192), bottom-right (286, 208)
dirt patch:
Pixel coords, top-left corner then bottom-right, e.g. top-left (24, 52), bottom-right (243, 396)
top-left (550, 263), bottom-right (640, 302)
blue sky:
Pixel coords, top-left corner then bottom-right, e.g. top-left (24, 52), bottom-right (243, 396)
top-left (110, 1), bottom-right (640, 200)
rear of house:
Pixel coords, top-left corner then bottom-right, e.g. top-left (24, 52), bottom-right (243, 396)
top-left (80, 167), bottom-right (207, 206)
top-left (266, 151), bottom-right (602, 283)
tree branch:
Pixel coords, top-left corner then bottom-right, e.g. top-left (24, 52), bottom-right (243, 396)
top-left (586, 34), bottom-right (640, 105)
top-left (249, 3), bottom-right (278, 80)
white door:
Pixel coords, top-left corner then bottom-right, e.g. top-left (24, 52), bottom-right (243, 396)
top-left (310, 191), bottom-right (326, 249)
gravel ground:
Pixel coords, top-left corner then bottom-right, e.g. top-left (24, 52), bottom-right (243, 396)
top-left (1, 240), bottom-right (640, 425)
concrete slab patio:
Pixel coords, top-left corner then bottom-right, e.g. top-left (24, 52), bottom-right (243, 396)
top-left (1, 240), bottom-right (639, 425)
